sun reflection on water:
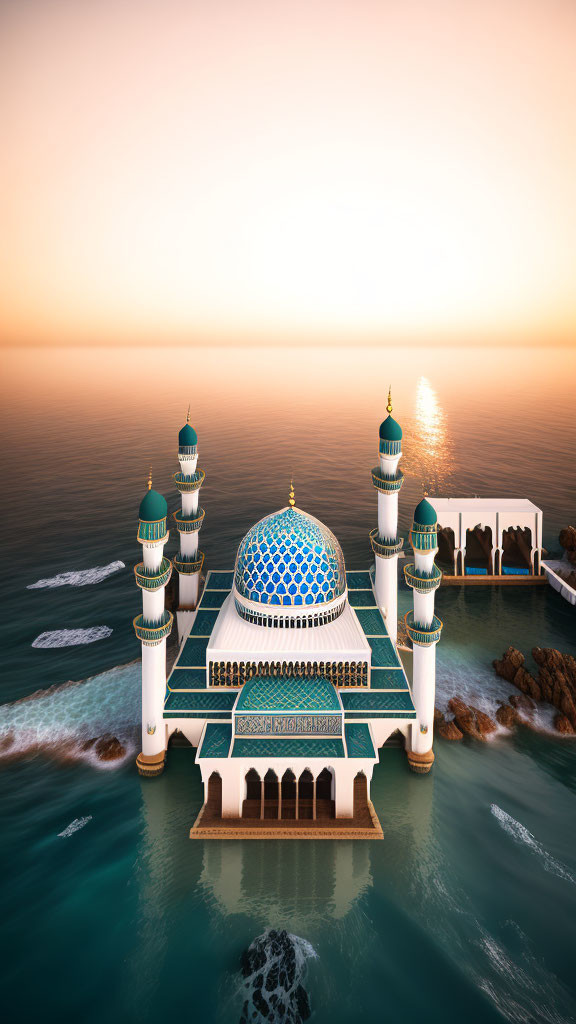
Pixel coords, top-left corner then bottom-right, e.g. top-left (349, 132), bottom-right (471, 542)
top-left (410, 377), bottom-right (455, 493)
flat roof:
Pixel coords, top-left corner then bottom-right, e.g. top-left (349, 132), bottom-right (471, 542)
top-left (429, 497), bottom-right (542, 513)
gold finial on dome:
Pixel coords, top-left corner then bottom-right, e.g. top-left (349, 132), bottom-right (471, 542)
top-left (186, 404), bottom-right (191, 424)
top-left (386, 386), bottom-right (393, 414)
top-left (148, 466), bottom-right (153, 490)
top-left (289, 479), bottom-right (296, 507)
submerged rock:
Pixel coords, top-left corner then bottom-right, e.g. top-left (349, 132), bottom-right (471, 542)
top-left (437, 718), bottom-right (463, 741)
top-left (446, 696), bottom-right (496, 740)
top-left (240, 929), bottom-right (315, 1024)
top-left (554, 714), bottom-right (575, 735)
top-left (469, 706), bottom-right (497, 735)
top-left (88, 735), bottom-right (126, 761)
top-left (509, 693), bottom-right (536, 713)
top-left (496, 704), bottom-right (519, 729)
top-left (493, 646), bottom-right (525, 683)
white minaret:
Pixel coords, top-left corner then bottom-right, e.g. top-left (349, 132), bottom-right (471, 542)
top-left (134, 471), bottom-right (173, 777)
top-left (403, 498), bottom-right (443, 774)
top-left (370, 388), bottom-right (404, 645)
top-left (173, 409), bottom-right (205, 636)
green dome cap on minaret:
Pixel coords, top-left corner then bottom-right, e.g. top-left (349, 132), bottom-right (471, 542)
top-left (413, 497), bottom-right (437, 527)
top-left (139, 471), bottom-right (168, 522)
top-left (379, 386), bottom-right (402, 441)
top-left (179, 422), bottom-right (197, 447)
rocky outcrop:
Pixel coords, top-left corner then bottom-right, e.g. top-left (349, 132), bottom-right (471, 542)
top-left (83, 734), bottom-right (126, 762)
top-left (559, 526), bottom-right (576, 565)
top-left (437, 718), bottom-right (463, 740)
top-left (509, 693), bottom-right (536, 713)
top-left (447, 696), bottom-right (496, 741)
top-left (554, 714), bottom-right (575, 735)
top-left (493, 645), bottom-right (576, 732)
top-left (496, 704), bottom-right (519, 729)
top-left (240, 930), bottom-right (313, 1024)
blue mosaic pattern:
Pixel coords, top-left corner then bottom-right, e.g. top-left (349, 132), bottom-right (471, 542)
top-left (190, 609), bottom-right (219, 636)
top-left (198, 723), bottom-right (232, 758)
top-left (354, 608), bottom-right (388, 636)
top-left (167, 668), bottom-right (207, 689)
top-left (346, 571), bottom-right (372, 589)
top-left (235, 714), bottom-right (342, 735)
top-left (235, 507), bottom-right (346, 607)
top-left (348, 590), bottom-right (377, 607)
top-left (341, 691), bottom-right (415, 713)
top-left (344, 724), bottom-right (376, 758)
top-left (231, 737), bottom-right (345, 758)
top-left (236, 676), bottom-right (340, 712)
top-left (165, 691), bottom-right (237, 712)
top-left (198, 589), bottom-right (229, 609)
top-left (369, 668), bottom-right (407, 689)
top-left (205, 571), bottom-right (234, 590)
top-left (178, 637), bottom-right (210, 667)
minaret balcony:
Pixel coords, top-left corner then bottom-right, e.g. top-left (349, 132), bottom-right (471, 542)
top-left (173, 507), bottom-right (205, 533)
top-left (173, 551), bottom-right (205, 575)
top-left (371, 467), bottom-right (404, 493)
top-left (133, 610), bottom-right (173, 645)
top-left (369, 529), bottom-right (403, 558)
top-left (404, 611), bottom-right (443, 646)
top-left (403, 563), bottom-right (442, 593)
top-left (134, 556), bottom-right (172, 591)
top-left (173, 469), bottom-right (205, 493)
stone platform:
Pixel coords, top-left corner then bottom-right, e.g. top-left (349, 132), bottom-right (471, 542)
top-left (189, 797), bottom-right (383, 840)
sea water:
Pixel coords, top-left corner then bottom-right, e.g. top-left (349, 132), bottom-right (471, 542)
top-left (0, 345), bottom-right (575, 1023)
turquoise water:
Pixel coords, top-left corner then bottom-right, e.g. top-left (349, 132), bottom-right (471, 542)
top-left (1, 345), bottom-right (575, 1022)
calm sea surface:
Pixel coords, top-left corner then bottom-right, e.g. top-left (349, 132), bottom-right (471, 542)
top-left (1, 345), bottom-right (575, 1023)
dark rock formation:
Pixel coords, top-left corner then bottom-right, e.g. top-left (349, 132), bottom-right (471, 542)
top-left (496, 704), bottom-right (519, 729)
top-left (493, 646), bottom-right (525, 683)
top-left (493, 645), bottom-right (576, 733)
top-left (434, 708), bottom-right (445, 725)
top-left (85, 735), bottom-right (126, 761)
top-left (240, 930), bottom-right (313, 1024)
top-left (554, 714), bottom-right (575, 735)
top-left (559, 526), bottom-right (576, 565)
top-left (437, 718), bottom-right (463, 740)
top-left (447, 696), bottom-right (495, 741)
top-left (509, 693), bottom-right (536, 713)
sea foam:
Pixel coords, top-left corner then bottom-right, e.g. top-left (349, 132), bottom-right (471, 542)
top-left (27, 561), bottom-right (125, 589)
top-left (32, 627), bottom-right (113, 649)
top-left (58, 816), bottom-right (92, 837)
top-left (490, 804), bottom-right (575, 885)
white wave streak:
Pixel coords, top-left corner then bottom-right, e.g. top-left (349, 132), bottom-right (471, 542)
top-left (32, 627), bottom-right (113, 649)
top-left (491, 805), bottom-right (575, 885)
top-left (58, 816), bottom-right (92, 838)
top-left (28, 561), bottom-right (125, 589)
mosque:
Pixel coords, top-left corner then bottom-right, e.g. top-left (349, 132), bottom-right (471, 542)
top-left (133, 394), bottom-right (443, 838)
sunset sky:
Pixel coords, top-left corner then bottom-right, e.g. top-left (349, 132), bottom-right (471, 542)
top-left (1, 0), bottom-right (575, 346)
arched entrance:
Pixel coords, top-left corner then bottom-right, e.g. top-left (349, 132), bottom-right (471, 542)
top-left (353, 772), bottom-right (369, 820)
top-left (298, 769), bottom-right (314, 820)
top-left (502, 526), bottom-right (532, 574)
top-left (207, 772), bottom-right (222, 817)
top-left (316, 768), bottom-right (333, 819)
top-left (281, 770), bottom-right (296, 819)
top-left (243, 769), bottom-right (261, 818)
top-left (263, 768), bottom-right (279, 819)
top-left (465, 524), bottom-right (493, 575)
top-left (437, 526), bottom-right (456, 573)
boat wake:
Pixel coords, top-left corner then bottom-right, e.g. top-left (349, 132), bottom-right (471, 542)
top-left (58, 816), bottom-right (92, 837)
top-left (240, 930), bottom-right (316, 1024)
top-left (27, 561), bottom-right (125, 589)
top-left (490, 804), bottom-right (575, 885)
top-left (32, 627), bottom-right (113, 649)
top-left (0, 661), bottom-right (140, 768)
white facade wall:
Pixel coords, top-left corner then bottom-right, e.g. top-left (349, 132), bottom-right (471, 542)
top-left (410, 644), bottom-right (436, 755)
top-left (142, 640), bottom-right (168, 757)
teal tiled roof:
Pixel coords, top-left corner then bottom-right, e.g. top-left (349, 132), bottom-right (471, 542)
top-left (190, 609), bottom-right (219, 636)
top-left (205, 571), bottom-right (234, 590)
top-left (198, 724), bottom-right (232, 758)
top-left (167, 668), bottom-right (207, 689)
top-left (231, 737), bottom-right (345, 758)
top-left (348, 590), bottom-right (377, 607)
top-left (345, 723), bottom-right (376, 758)
top-left (369, 668), bottom-right (408, 689)
top-left (164, 690), bottom-right (237, 713)
top-left (368, 636), bottom-right (399, 667)
top-left (341, 691), bottom-right (415, 713)
top-left (346, 571), bottom-right (372, 589)
top-left (198, 589), bottom-right (229, 609)
top-left (236, 675), bottom-right (340, 713)
top-left (178, 637), bottom-right (210, 667)
top-left (354, 607), bottom-right (388, 636)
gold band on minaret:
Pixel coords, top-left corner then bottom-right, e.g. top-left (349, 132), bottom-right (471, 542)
top-left (386, 386), bottom-right (393, 414)
top-left (289, 479), bottom-right (295, 507)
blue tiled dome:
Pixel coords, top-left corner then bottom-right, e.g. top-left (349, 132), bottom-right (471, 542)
top-left (235, 507), bottom-right (346, 607)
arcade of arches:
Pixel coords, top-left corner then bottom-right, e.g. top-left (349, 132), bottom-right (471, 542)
top-left (206, 768), bottom-right (369, 822)
top-left (210, 659), bottom-right (368, 687)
